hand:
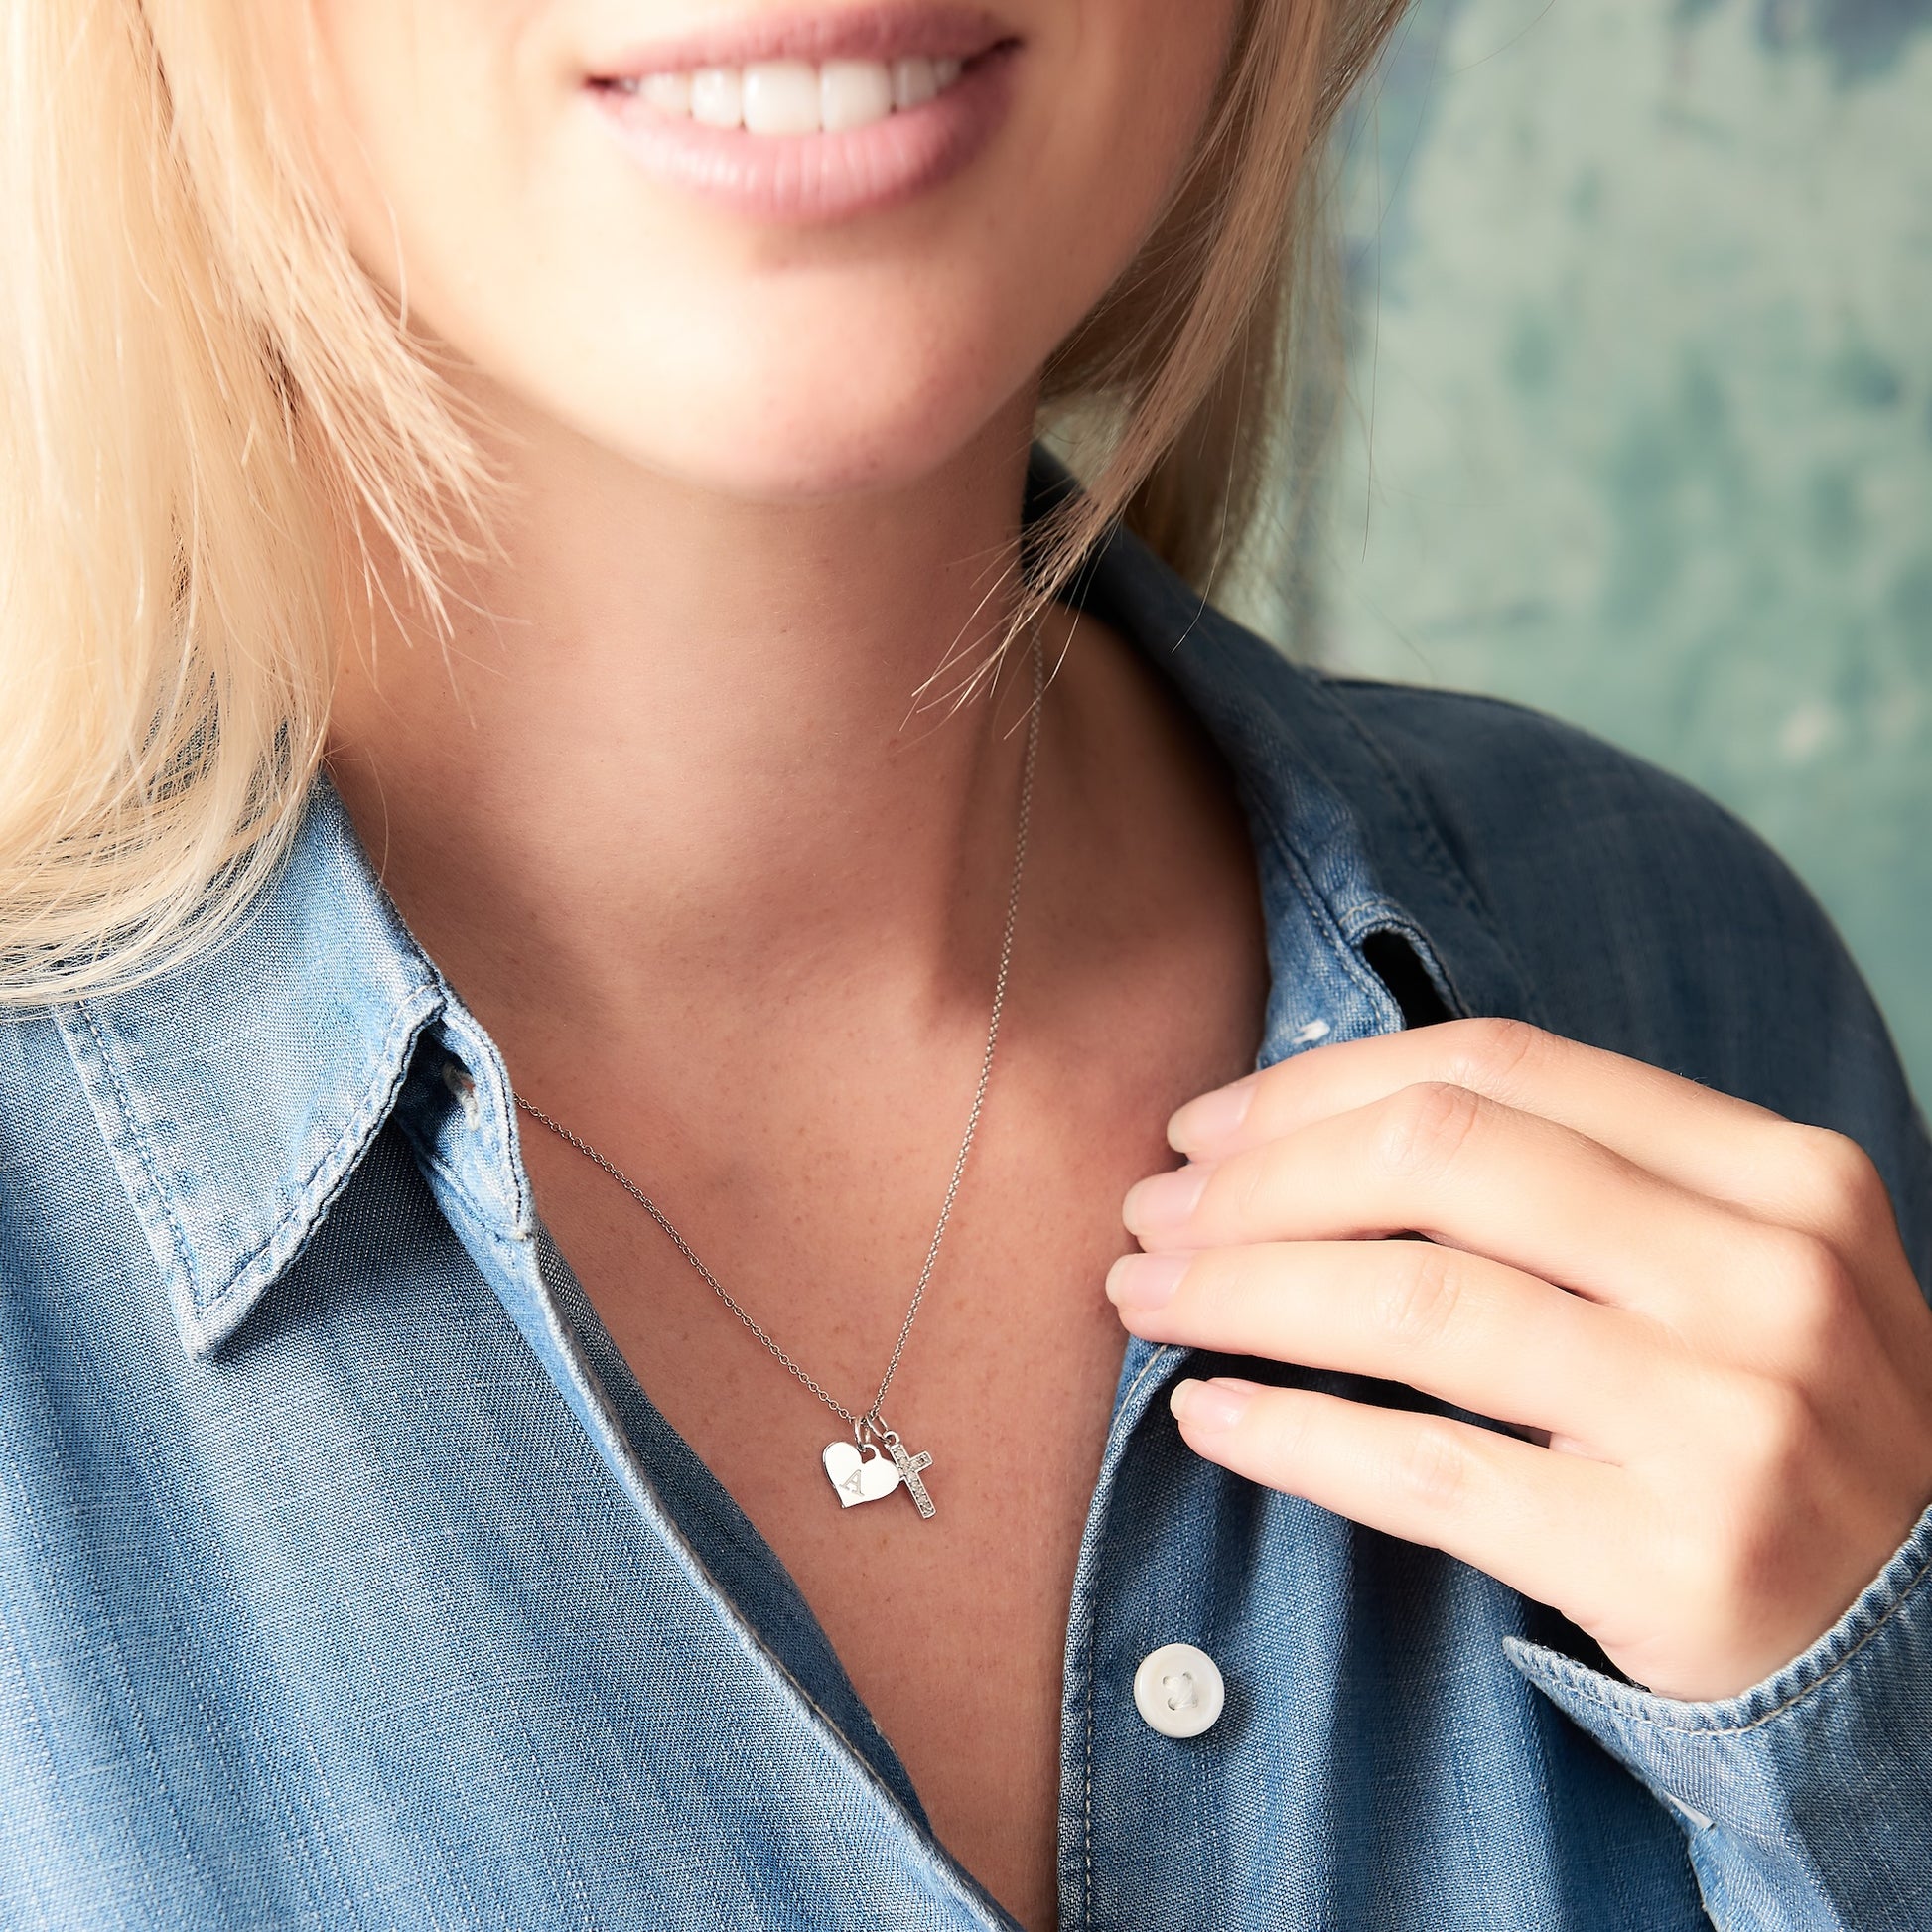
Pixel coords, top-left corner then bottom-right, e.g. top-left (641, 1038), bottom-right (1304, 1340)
top-left (1111, 1019), bottom-right (1932, 1702)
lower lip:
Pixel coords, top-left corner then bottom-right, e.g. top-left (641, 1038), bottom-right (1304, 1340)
top-left (586, 44), bottom-right (1020, 224)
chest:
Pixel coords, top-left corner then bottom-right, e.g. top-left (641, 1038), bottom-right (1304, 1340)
top-left (5, 1107), bottom-right (1714, 1932)
top-left (520, 1086), bottom-right (1156, 1932)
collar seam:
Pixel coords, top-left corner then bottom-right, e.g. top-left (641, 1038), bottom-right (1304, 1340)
top-left (183, 982), bottom-right (445, 1352)
top-left (61, 998), bottom-right (198, 1295)
top-left (1299, 670), bottom-right (1549, 1028)
top-left (64, 978), bottom-right (447, 1357)
top-left (1232, 778), bottom-right (1406, 1043)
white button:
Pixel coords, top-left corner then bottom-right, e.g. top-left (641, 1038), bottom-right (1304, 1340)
top-left (1133, 1642), bottom-right (1224, 1738)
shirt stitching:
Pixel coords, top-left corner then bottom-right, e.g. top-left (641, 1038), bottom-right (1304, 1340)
top-left (1120, 1344), bottom-right (1179, 1414)
top-left (74, 990), bottom-right (440, 1334)
top-left (1308, 675), bottom-right (1552, 1031)
top-left (1099, 586), bottom-right (1399, 1040)
top-left (71, 1002), bottom-right (197, 1290)
top-left (1082, 1343), bottom-right (1174, 1932)
top-left (1240, 795), bottom-right (1402, 1032)
top-left (1528, 1539), bottom-right (1932, 1736)
top-left (1083, 1634), bottom-right (1095, 1932)
top-left (195, 993), bottom-right (441, 1313)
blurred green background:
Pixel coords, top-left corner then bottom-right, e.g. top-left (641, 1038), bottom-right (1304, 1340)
top-left (1282, 0), bottom-right (1932, 1101)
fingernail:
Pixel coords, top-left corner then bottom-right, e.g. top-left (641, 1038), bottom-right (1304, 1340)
top-left (1168, 1076), bottom-right (1257, 1152)
top-left (1123, 1165), bottom-right (1208, 1235)
top-left (1170, 1376), bottom-right (1257, 1431)
top-left (1105, 1251), bottom-right (1191, 1310)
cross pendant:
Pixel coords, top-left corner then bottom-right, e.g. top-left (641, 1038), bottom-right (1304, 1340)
top-left (884, 1437), bottom-right (936, 1519)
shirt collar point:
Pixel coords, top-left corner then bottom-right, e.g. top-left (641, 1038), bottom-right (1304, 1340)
top-left (51, 775), bottom-right (452, 1361)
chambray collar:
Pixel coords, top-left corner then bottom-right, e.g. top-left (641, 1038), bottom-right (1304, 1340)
top-left (55, 458), bottom-right (1530, 1361)
top-left (51, 783), bottom-right (482, 1357)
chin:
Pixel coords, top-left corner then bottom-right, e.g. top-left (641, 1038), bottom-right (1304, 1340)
top-left (568, 367), bottom-right (1024, 506)
top-left (442, 249), bottom-right (1046, 508)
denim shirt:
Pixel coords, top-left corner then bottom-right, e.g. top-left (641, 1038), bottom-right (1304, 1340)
top-left (5, 470), bottom-right (1932, 1932)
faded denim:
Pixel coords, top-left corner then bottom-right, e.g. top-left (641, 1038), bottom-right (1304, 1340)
top-left (4, 462), bottom-right (1931, 1929)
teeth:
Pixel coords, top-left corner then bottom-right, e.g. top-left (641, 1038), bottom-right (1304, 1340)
top-left (891, 56), bottom-right (938, 110)
top-left (690, 67), bottom-right (743, 128)
top-left (609, 54), bottom-right (970, 133)
top-left (820, 58), bottom-right (895, 133)
top-left (641, 71), bottom-right (693, 115)
top-left (742, 59), bottom-right (818, 135)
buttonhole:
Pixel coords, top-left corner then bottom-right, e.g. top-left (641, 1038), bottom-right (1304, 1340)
top-left (1359, 928), bottom-right (1455, 1030)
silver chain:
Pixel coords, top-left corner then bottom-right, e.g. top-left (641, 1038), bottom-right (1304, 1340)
top-left (514, 622), bottom-right (1045, 1446)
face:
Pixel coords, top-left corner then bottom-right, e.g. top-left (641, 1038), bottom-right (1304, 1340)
top-left (283, 0), bottom-right (1243, 501)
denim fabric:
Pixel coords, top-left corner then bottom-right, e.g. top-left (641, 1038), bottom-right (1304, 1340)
top-left (5, 463), bottom-right (1931, 1930)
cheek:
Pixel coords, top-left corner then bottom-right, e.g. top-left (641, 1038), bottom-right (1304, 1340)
top-left (289, 0), bottom-right (1244, 501)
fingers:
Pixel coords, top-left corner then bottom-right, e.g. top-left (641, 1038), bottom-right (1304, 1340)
top-left (1166, 1018), bottom-right (1832, 1226)
top-left (1127, 1081), bottom-right (1769, 1320)
top-left (1128, 1019), bottom-right (1932, 1702)
top-left (1107, 1240), bottom-right (1672, 1452)
top-left (1167, 1375), bottom-right (1628, 1619)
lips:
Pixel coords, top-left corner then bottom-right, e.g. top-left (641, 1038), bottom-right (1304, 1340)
top-left (585, 2), bottom-right (1014, 79)
top-left (595, 54), bottom-right (974, 139)
top-left (583, 7), bottom-right (1023, 224)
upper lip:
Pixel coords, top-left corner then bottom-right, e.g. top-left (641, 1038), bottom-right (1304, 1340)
top-left (586, 2), bottom-right (1014, 77)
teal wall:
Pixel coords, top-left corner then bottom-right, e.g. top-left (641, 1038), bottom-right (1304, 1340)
top-left (1296, 0), bottom-right (1932, 1100)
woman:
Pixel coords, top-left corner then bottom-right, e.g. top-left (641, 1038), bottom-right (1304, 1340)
top-left (2, 2), bottom-right (1928, 1928)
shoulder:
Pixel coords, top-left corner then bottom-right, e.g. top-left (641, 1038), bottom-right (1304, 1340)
top-left (1318, 671), bottom-right (1843, 1018)
top-left (1312, 672), bottom-right (1932, 1275)
top-left (1114, 572), bottom-right (1921, 1192)
top-left (1321, 673), bottom-right (1829, 965)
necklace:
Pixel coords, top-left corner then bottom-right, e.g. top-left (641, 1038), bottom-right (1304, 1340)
top-left (514, 624), bottom-right (1044, 1521)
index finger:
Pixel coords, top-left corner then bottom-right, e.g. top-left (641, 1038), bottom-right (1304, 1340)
top-left (1166, 1018), bottom-right (1837, 1225)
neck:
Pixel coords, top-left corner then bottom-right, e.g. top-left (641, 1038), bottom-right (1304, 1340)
top-left (323, 386), bottom-right (1056, 1055)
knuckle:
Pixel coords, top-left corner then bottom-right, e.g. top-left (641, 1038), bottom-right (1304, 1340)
top-left (1755, 1225), bottom-right (1860, 1361)
top-left (1377, 1243), bottom-right (1466, 1351)
top-left (1721, 1370), bottom-right (1820, 1486)
top-left (1394, 1417), bottom-right (1479, 1514)
top-left (1439, 1016), bottom-right (1543, 1098)
top-left (1776, 1125), bottom-right (1891, 1238)
top-left (1373, 1081), bottom-right (1486, 1180)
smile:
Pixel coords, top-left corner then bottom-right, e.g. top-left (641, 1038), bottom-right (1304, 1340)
top-left (584, 5), bottom-right (1021, 222)
top-left (601, 56), bottom-right (971, 137)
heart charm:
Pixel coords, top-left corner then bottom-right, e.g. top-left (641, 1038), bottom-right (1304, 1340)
top-left (822, 1440), bottom-right (901, 1508)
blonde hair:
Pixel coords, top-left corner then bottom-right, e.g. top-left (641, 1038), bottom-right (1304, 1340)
top-left (0, 0), bottom-right (1405, 1007)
